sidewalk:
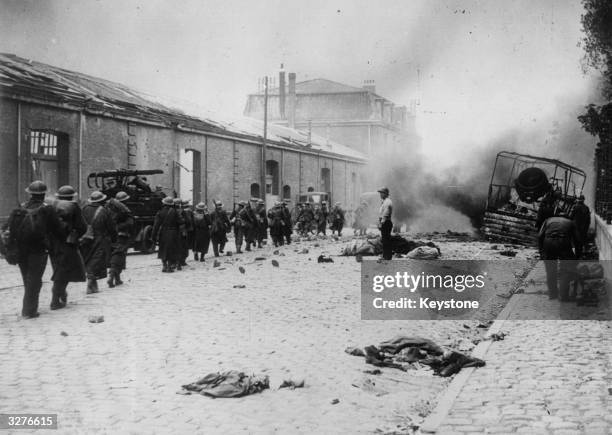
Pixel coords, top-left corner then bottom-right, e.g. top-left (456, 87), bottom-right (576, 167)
top-left (425, 263), bottom-right (612, 434)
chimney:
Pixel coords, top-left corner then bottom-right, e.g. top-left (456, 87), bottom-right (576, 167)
top-left (279, 64), bottom-right (286, 120)
top-left (288, 72), bottom-right (296, 129)
top-left (362, 79), bottom-right (376, 93)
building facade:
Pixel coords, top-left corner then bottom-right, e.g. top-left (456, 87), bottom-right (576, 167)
top-left (244, 74), bottom-right (420, 156)
top-left (0, 54), bottom-right (366, 221)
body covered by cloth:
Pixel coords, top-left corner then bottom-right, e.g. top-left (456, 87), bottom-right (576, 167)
top-left (181, 370), bottom-right (269, 398)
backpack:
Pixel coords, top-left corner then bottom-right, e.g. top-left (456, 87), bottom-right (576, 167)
top-left (16, 204), bottom-right (48, 245)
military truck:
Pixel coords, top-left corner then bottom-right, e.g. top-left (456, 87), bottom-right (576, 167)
top-left (482, 151), bottom-right (586, 245)
top-left (87, 169), bottom-right (167, 253)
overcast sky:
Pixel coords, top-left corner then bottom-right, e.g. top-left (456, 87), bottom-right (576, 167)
top-left (0, 0), bottom-right (597, 166)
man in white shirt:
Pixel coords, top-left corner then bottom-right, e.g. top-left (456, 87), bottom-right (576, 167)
top-left (378, 187), bottom-right (393, 260)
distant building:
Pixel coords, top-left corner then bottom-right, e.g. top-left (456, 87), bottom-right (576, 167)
top-left (0, 54), bottom-right (366, 221)
top-left (244, 73), bottom-right (420, 156)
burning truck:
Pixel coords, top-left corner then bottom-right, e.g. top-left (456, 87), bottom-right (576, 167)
top-left (482, 151), bottom-right (586, 246)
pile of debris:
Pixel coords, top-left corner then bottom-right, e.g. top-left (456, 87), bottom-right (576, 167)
top-left (340, 235), bottom-right (440, 259)
top-left (346, 335), bottom-right (485, 377)
top-left (180, 370), bottom-right (269, 398)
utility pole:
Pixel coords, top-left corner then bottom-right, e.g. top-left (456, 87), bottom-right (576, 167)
top-left (261, 76), bottom-right (268, 205)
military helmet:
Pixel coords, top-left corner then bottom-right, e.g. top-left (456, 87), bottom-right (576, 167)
top-left (56, 185), bottom-right (76, 198)
top-left (25, 180), bottom-right (47, 195)
top-left (115, 191), bottom-right (130, 202)
top-left (88, 191), bottom-right (107, 203)
top-left (195, 202), bottom-right (207, 211)
top-left (172, 198), bottom-right (182, 205)
top-left (162, 197), bottom-right (174, 206)
top-left (238, 200), bottom-right (247, 206)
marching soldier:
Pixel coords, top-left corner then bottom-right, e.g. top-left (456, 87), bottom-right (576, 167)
top-left (570, 195), bottom-right (591, 258)
top-left (81, 191), bottom-right (117, 293)
top-left (181, 199), bottom-right (195, 266)
top-left (314, 203), bottom-right (329, 236)
top-left (281, 200), bottom-right (293, 245)
top-left (267, 201), bottom-right (285, 247)
top-left (242, 200), bottom-right (257, 251)
top-left (193, 202), bottom-right (211, 262)
top-left (210, 200), bottom-right (230, 256)
top-left (49, 185), bottom-right (87, 309)
top-left (378, 187), bottom-right (393, 260)
top-left (255, 199), bottom-right (268, 248)
top-left (152, 197), bottom-right (183, 273)
top-left (230, 201), bottom-right (246, 253)
top-left (329, 202), bottom-right (345, 237)
top-left (7, 181), bottom-right (65, 318)
top-left (106, 191), bottom-right (133, 287)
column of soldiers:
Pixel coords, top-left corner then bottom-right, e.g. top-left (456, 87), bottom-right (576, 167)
top-left (4, 181), bottom-right (133, 319)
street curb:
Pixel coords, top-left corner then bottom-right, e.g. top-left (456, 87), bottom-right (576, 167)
top-left (419, 292), bottom-right (524, 434)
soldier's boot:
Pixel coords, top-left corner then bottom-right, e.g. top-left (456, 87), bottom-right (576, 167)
top-left (257, 241), bottom-right (262, 248)
top-left (115, 272), bottom-right (124, 286)
top-left (200, 254), bottom-right (205, 262)
top-left (50, 282), bottom-right (65, 310)
top-left (86, 279), bottom-right (99, 294)
top-left (176, 263), bottom-right (182, 271)
top-left (194, 252), bottom-right (199, 261)
top-left (107, 269), bottom-right (116, 288)
top-left (245, 243), bottom-right (251, 252)
top-left (162, 261), bottom-right (169, 273)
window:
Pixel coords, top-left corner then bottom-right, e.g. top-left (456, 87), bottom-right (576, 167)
top-left (265, 160), bottom-right (280, 195)
top-left (250, 183), bottom-right (261, 198)
top-left (283, 185), bottom-right (291, 199)
top-left (30, 131), bottom-right (58, 157)
top-left (28, 130), bottom-right (68, 194)
top-left (320, 167), bottom-right (331, 192)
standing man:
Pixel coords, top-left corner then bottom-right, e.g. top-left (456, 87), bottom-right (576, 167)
top-left (81, 191), bottom-right (117, 293)
top-left (210, 200), bottom-right (231, 256)
top-left (7, 181), bottom-right (65, 318)
top-left (181, 199), bottom-right (195, 266)
top-left (281, 200), bottom-right (293, 245)
top-left (570, 195), bottom-right (591, 258)
top-left (267, 201), bottom-right (285, 247)
top-left (49, 185), bottom-right (87, 309)
top-left (242, 200), bottom-right (257, 251)
top-left (107, 191), bottom-right (133, 287)
top-left (378, 187), bottom-right (393, 260)
top-left (329, 202), bottom-right (345, 237)
top-left (193, 202), bottom-right (211, 262)
top-left (255, 199), bottom-right (268, 248)
top-left (538, 213), bottom-right (580, 301)
top-left (152, 197), bottom-right (183, 273)
top-left (230, 201), bottom-right (246, 253)
top-left (314, 202), bottom-right (329, 236)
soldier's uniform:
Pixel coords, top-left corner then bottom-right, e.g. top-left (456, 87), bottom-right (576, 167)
top-left (267, 202), bottom-right (285, 247)
top-left (570, 196), bottom-right (590, 258)
top-left (255, 200), bottom-right (268, 248)
top-left (281, 201), bottom-right (293, 245)
top-left (230, 202), bottom-right (246, 253)
top-left (210, 202), bottom-right (230, 256)
top-left (242, 202), bottom-right (257, 250)
top-left (106, 192), bottom-right (133, 287)
top-left (152, 197), bottom-right (184, 272)
top-left (49, 185), bottom-right (87, 310)
top-left (314, 203), bottom-right (329, 235)
top-left (329, 203), bottom-right (345, 237)
top-left (82, 191), bottom-right (117, 293)
top-left (8, 181), bottom-right (65, 318)
top-left (193, 202), bottom-right (211, 261)
top-left (180, 200), bottom-right (194, 266)
top-left (538, 215), bottom-right (579, 301)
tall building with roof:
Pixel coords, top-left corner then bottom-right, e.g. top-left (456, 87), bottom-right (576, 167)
top-left (244, 73), bottom-right (420, 156)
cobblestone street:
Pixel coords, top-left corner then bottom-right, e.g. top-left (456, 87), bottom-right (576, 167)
top-left (0, 236), bottom-right (609, 434)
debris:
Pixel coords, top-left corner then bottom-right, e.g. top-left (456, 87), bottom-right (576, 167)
top-left (490, 245), bottom-right (498, 250)
top-left (279, 378), bottom-right (305, 389)
top-left (273, 250), bottom-right (280, 255)
top-left (254, 256), bottom-right (266, 261)
top-left (355, 254), bottom-right (363, 263)
top-left (462, 324), bottom-right (471, 329)
top-left (488, 332), bottom-right (507, 341)
top-left (499, 250), bottom-right (517, 257)
top-left (515, 287), bottom-right (525, 294)
top-left (331, 398), bottom-right (340, 405)
top-left (317, 254), bottom-right (334, 263)
top-left (271, 259), bottom-right (279, 267)
top-left (213, 260), bottom-right (221, 268)
top-left (88, 315), bottom-right (104, 323)
top-left (238, 266), bottom-right (245, 274)
top-left (226, 251), bottom-right (233, 256)
top-left (181, 370), bottom-right (269, 398)
top-left (406, 246), bottom-right (440, 260)
top-left (233, 285), bottom-right (246, 288)
top-left (60, 331), bottom-right (68, 336)
top-left (299, 248), bottom-right (309, 254)
top-left (363, 369), bottom-right (382, 375)
top-left (314, 243), bottom-right (320, 247)
top-left (345, 346), bottom-right (365, 357)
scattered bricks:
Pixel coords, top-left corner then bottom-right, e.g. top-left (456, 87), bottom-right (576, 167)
top-left (271, 260), bottom-right (279, 267)
top-left (299, 248), bottom-right (309, 254)
top-left (88, 315), bottom-right (104, 323)
top-left (60, 331), bottom-right (68, 336)
top-left (238, 266), bottom-right (245, 274)
top-left (213, 260), bottom-right (221, 267)
top-left (254, 257), bottom-right (266, 261)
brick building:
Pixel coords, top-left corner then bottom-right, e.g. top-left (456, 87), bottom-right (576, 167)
top-left (244, 73), bottom-right (420, 156)
top-left (0, 54), bottom-right (366, 221)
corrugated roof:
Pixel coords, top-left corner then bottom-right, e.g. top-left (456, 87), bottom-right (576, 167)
top-left (0, 53), bottom-right (366, 162)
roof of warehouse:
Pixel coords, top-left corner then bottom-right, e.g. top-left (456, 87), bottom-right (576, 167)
top-left (0, 53), bottom-right (366, 161)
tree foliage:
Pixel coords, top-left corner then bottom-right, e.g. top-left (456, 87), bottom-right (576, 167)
top-left (579, 0), bottom-right (612, 143)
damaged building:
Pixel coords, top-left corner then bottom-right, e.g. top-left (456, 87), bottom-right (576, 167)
top-left (244, 72), bottom-right (420, 156)
top-left (0, 54), bottom-right (367, 221)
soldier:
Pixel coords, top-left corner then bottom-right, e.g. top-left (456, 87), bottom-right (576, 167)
top-left (329, 202), bottom-right (346, 237)
top-left (267, 201), bottom-right (285, 247)
top-left (538, 213), bottom-right (580, 301)
top-left (210, 200), bottom-right (230, 256)
top-left (569, 195), bottom-right (591, 258)
top-left (230, 201), bottom-right (246, 253)
top-left (281, 200), bottom-right (293, 245)
top-left (242, 200), bottom-right (257, 251)
top-left (314, 202), bottom-right (329, 236)
top-left (378, 187), bottom-right (393, 260)
top-left (255, 199), bottom-right (268, 248)
top-left (49, 185), bottom-right (87, 310)
top-left (181, 199), bottom-right (195, 266)
top-left (193, 202), bottom-right (211, 262)
top-left (106, 191), bottom-right (133, 287)
top-left (7, 181), bottom-right (65, 318)
top-left (152, 197), bottom-right (183, 273)
top-left (81, 191), bottom-right (117, 293)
